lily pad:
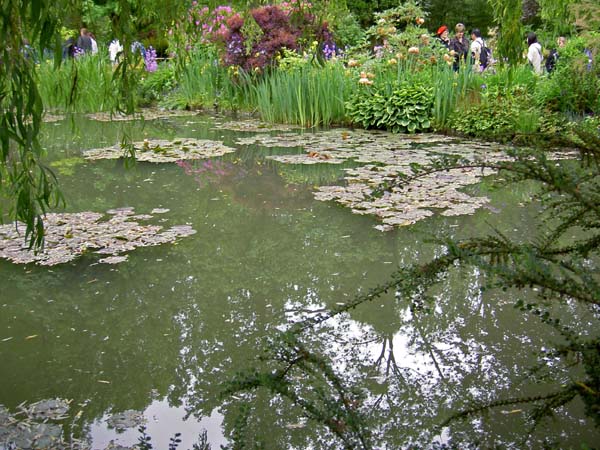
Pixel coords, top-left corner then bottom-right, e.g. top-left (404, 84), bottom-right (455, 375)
top-left (239, 129), bottom-right (513, 229)
top-left (27, 399), bottom-right (70, 421)
top-left (106, 409), bottom-right (145, 431)
top-left (0, 209), bottom-right (196, 266)
top-left (0, 399), bottom-right (76, 450)
top-left (84, 138), bottom-right (236, 163)
top-left (42, 113), bottom-right (65, 123)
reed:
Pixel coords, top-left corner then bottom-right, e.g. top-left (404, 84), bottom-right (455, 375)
top-left (165, 48), bottom-right (249, 111)
top-left (252, 61), bottom-right (351, 127)
top-left (38, 52), bottom-right (117, 112)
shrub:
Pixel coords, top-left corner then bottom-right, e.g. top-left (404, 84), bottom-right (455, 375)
top-left (536, 34), bottom-right (600, 114)
top-left (346, 79), bottom-right (433, 133)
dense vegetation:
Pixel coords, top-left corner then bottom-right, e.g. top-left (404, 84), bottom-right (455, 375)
top-left (1, 0), bottom-right (599, 448)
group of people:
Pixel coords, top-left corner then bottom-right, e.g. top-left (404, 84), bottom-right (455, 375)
top-left (435, 23), bottom-right (490, 72)
top-left (433, 23), bottom-right (570, 75)
top-left (62, 28), bottom-right (98, 59)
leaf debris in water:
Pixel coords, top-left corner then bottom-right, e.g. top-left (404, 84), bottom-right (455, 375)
top-left (84, 138), bottom-right (236, 163)
top-left (0, 208), bottom-right (196, 266)
top-left (237, 129), bottom-right (514, 229)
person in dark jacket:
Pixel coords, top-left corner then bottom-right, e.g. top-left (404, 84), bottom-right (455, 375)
top-left (76, 28), bottom-right (93, 53)
top-left (546, 36), bottom-right (566, 73)
top-left (449, 23), bottom-right (469, 71)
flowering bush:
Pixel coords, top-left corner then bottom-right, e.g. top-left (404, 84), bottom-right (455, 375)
top-left (144, 46), bottom-right (158, 72)
top-left (168, 2), bottom-right (241, 57)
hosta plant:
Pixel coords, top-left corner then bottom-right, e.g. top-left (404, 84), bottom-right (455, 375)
top-left (346, 80), bottom-right (433, 133)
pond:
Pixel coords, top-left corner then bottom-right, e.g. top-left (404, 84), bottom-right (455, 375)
top-left (0, 113), bottom-right (597, 449)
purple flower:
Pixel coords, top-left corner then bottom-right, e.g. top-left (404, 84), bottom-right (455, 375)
top-left (144, 46), bottom-right (158, 72)
top-left (323, 43), bottom-right (337, 59)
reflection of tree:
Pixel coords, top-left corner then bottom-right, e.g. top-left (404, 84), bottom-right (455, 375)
top-left (4, 118), bottom-right (596, 448)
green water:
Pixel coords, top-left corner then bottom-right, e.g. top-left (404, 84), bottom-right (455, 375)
top-left (0, 115), bottom-right (597, 449)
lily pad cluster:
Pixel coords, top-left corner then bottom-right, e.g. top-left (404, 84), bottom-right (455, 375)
top-left (42, 113), bottom-right (65, 123)
top-left (0, 399), bottom-right (71, 449)
top-left (84, 138), bottom-right (236, 163)
top-left (212, 118), bottom-right (301, 133)
top-left (106, 409), bottom-right (145, 431)
top-left (86, 109), bottom-right (200, 122)
top-left (0, 400), bottom-right (143, 449)
top-left (0, 207), bottom-right (196, 266)
top-left (237, 129), bottom-right (510, 228)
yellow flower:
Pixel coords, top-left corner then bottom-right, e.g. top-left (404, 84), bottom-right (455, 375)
top-left (358, 77), bottom-right (373, 85)
top-left (430, 55), bottom-right (437, 64)
top-left (388, 58), bottom-right (397, 65)
top-left (348, 59), bottom-right (360, 67)
top-left (408, 46), bottom-right (420, 54)
top-left (443, 53), bottom-right (453, 62)
top-left (366, 72), bottom-right (375, 79)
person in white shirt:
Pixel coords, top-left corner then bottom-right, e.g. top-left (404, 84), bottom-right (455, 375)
top-left (108, 39), bottom-right (123, 64)
top-left (90, 33), bottom-right (98, 55)
top-left (469, 28), bottom-right (487, 70)
top-left (527, 32), bottom-right (543, 75)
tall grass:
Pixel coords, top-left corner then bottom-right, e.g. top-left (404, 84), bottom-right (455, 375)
top-left (251, 61), bottom-right (351, 127)
top-left (431, 64), bottom-right (477, 129)
top-left (37, 52), bottom-right (118, 112)
top-left (163, 48), bottom-right (249, 111)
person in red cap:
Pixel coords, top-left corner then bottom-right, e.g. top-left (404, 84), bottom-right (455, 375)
top-left (436, 25), bottom-right (450, 49)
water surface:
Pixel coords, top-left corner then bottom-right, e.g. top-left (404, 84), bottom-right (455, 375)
top-left (0, 114), bottom-right (596, 449)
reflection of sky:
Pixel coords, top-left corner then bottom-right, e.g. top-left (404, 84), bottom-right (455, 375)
top-left (90, 400), bottom-right (227, 449)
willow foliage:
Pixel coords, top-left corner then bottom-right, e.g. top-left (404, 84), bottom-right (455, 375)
top-left (0, 0), bottom-right (67, 248)
top-left (487, 0), bottom-right (523, 66)
top-left (0, 0), bottom-right (140, 248)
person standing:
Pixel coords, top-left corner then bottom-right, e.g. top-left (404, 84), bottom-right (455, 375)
top-left (546, 36), bottom-right (566, 73)
top-left (469, 28), bottom-right (487, 70)
top-left (76, 28), bottom-right (93, 53)
top-left (527, 32), bottom-right (543, 75)
top-left (449, 23), bottom-right (469, 71)
top-left (436, 25), bottom-right (450, 49)
top-left (89, 32), bottom-right (98, 55)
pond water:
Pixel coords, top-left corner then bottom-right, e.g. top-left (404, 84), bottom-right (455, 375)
top-left (0, 114), bottom-right (597, 449)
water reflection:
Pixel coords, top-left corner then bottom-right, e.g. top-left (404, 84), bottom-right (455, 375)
top-left (0, 115), bottom-right (597, 448)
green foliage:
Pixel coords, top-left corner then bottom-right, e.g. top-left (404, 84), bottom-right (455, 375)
top-left (137, 61), bottom-right (177, 106)
top-left (488, 0), bottom-right (524, 66)
top-left (449, 84), bottom-right (542, 140)
top-left (536, 34), bottom-right (600, 115)
top-left (1, 0), bottom-right (67, 248)
top-left (346, 80), bottom-right (433, 133)
top-left (431, 64), bottom-right (473, 129)
top-left (424, 0), bottom-right (494, 36)
top-left (537, 0), bottom-right (576, 35)
top-left (571, 0), bottom-right (600, 32)
top-left (38, 53), bottom-right (120, 112)
top-left (161, 45), bottom-right (240, 111)
top-left (331, 11), bottom-right (364, 49)
top-left (345, 0), bottom-right (399, 27)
